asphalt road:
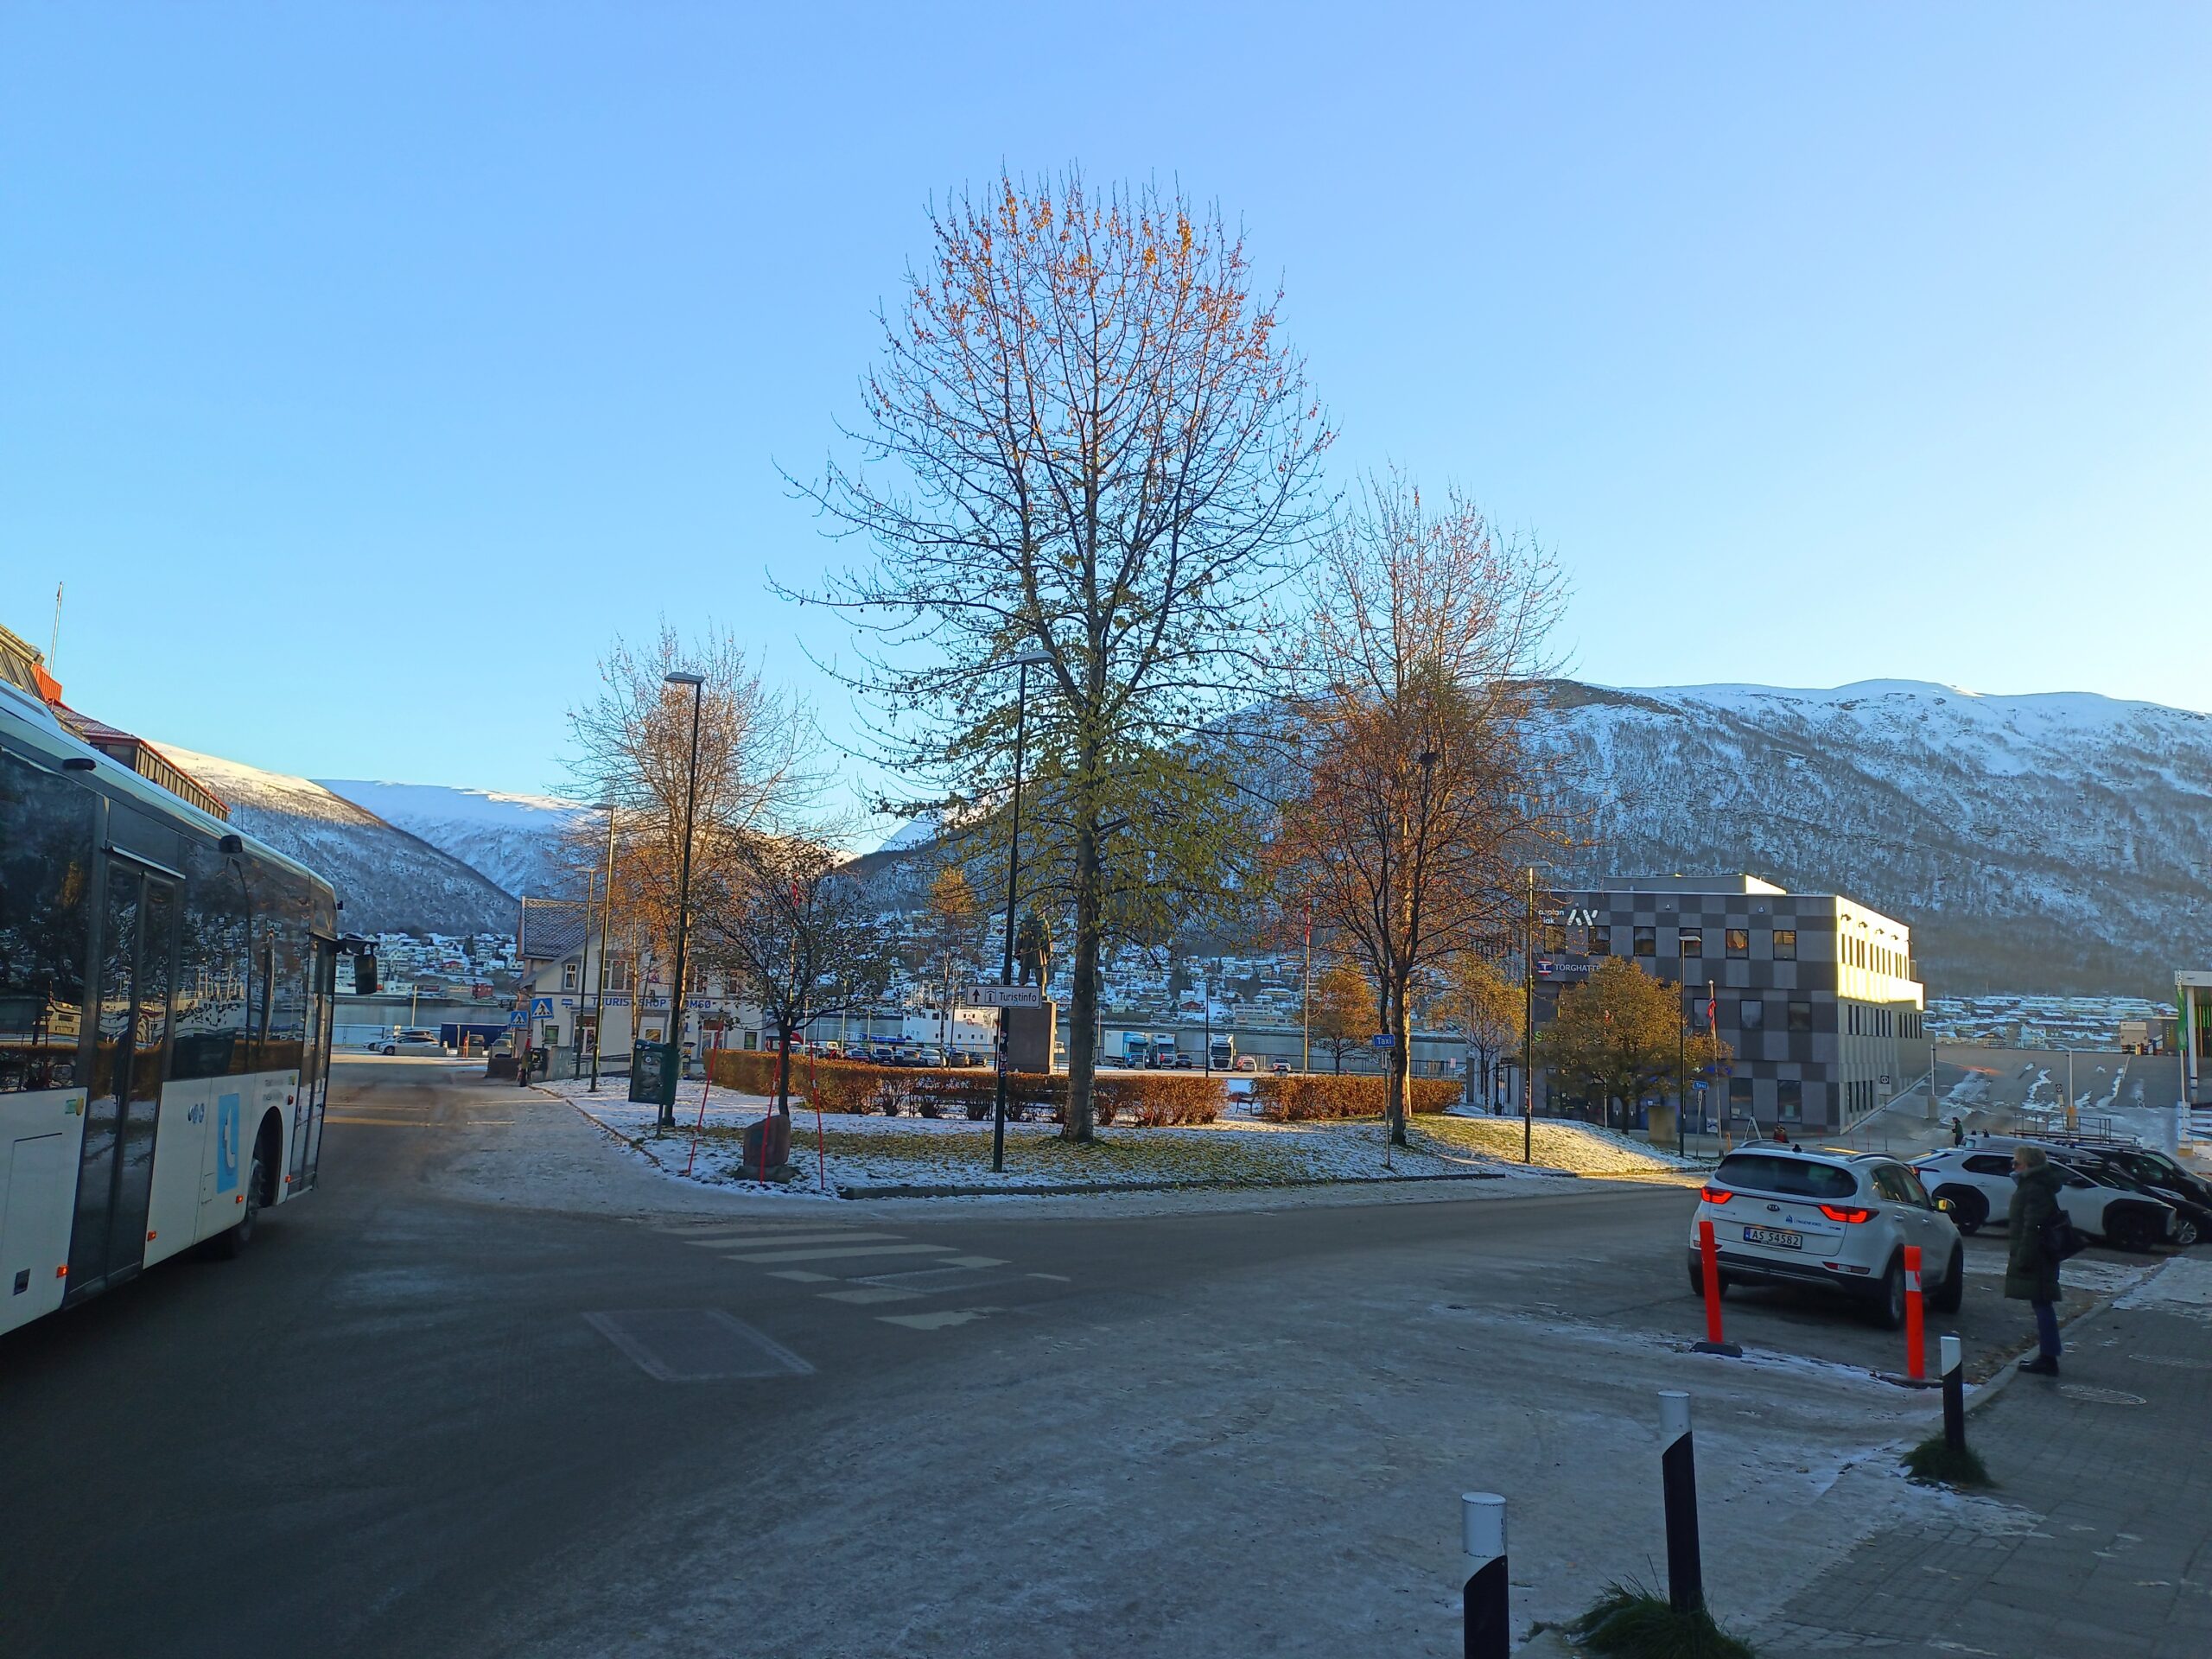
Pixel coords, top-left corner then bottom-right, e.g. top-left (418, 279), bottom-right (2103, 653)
top-left (0, 1059), bottom-right (2133, 1658)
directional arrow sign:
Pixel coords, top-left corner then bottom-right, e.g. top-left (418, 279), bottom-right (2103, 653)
top-left (965, 984), bottom-right (1043, 1008)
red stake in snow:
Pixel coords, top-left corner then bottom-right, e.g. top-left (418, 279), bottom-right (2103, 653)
top-left (1904, 1244), bottom-right (1926, 1382)
top-left (1692, 1219), bottom-right (1741, 1357)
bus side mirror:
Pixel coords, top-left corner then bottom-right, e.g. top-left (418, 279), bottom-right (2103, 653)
top-left (353, 953), bottom-right (380, 995)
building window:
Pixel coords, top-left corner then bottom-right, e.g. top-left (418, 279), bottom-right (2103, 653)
top-left (1543, 923), bottom-right (1567, 953)
top-left (1588, 928), bottom-right (1611, 957)
top-left (1728, 1077), bottom-right (1754, 1116)
top-left (1773, 929), bottom-right (1796, 961)
top-left (1678, 928), bottom-right (1702, 959)
top-left (1633, 926), bottom-right (1656, 957)
top-left (1739, 997), bottom-right (1766, 1031)
top-left (1725, 928), bottom-right (1749, 958)
top-left (1777, 1079), bottom-right (1802, 1122)
top-left (1788, 1000), bottom-right (1812, 1033)
top-left (563, 961), bottom-right (578, 992)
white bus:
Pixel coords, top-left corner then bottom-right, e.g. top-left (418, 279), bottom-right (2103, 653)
top-left (0, 654), bottom-right (346, 1338)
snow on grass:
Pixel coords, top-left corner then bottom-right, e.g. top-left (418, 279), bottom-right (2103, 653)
top-left (539, 1077), bottom-right (1614, 1195)
top-left (1424, 1113), bottom-right (1701, 1176)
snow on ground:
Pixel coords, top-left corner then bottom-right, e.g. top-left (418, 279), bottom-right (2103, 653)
top-left (537, 1077), bottom-right (1688, 1196)
top-left (1427, 1111), bottom-right (1701, 1174)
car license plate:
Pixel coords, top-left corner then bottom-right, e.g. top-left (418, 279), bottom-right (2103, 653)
top-left (1743, 1225), bottom-right (1803, 1249)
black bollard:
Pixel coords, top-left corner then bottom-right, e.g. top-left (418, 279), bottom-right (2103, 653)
top-left (1461, 1491), bottom-right (1508, 1659)
top-left (1941, 1333), bottom-right (1966, 1453)
top-left (1659, 1390), bottom-right (1704, 1614)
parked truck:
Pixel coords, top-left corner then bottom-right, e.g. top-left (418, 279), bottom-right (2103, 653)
top-left (1208, 1033), bottom-right (1235, 1071)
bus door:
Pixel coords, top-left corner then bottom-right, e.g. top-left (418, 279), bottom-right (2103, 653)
top-left (291, 937), bottom-right (336, 1192)
top-left (68, 857), bottom-right (178, 1298)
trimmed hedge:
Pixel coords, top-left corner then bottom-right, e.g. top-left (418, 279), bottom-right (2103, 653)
top-left (706, 1049), bottom-right (1224, 1126)
top-left (1249, 1073), bottom-right (1462, 1122)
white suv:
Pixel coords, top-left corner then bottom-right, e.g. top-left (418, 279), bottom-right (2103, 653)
top-left (1912, 1140), bottom-right (2175, 1254)
top-left (1688, 1147), bottom-right (1964, 1328)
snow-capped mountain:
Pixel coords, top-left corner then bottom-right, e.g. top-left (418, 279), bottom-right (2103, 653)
top-left (1540, 679), bottom-right (2212, 995)
top-left (316, 779), bottom-right (588, 899)
top-left (159, 747), bottom-right (521, 936)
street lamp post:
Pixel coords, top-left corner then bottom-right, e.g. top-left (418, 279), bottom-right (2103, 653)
top-left (589, 802), bottom-right (617, 1093)
top-left (992, 647), bottom-right (1052, 1174)
top-left (661, 671), bottom-right (706, 1129)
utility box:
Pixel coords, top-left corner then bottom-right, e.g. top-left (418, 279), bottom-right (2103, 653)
top-left (1005, 1002), bottom-right (1058, 1074)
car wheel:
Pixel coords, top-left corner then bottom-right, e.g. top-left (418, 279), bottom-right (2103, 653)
top-left (2172, 1216), bottom-right (2202, 1249)
top-left (1936, 1186), bottom-right (1986, 1236)
top-left (1871, 1255), bottom-right (1906, 1329)
top-left (1929, 1243), bottom-right (1965, 1313)
top-left (209, 1152), bottom-right (264, 1260)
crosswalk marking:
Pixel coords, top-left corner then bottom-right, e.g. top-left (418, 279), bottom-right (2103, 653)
top-left (818, 1287), bottom-right (925, 1305)
top-left (684, 1231), bottom-right (893, 1249)
top-left (724, 1243), bottom-right (956, 1264)
top-left (766, 1269), bottom-right (841, 1282)
top-left (877, 1308), bottom-right (997, 1331)
top-left (938, 1255), bottom-right (1008, 1268)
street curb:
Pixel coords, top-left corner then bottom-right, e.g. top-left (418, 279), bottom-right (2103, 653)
top-left (826, 1168), bottom-right (1536, 1200)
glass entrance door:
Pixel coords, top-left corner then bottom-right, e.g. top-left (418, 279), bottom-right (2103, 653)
top-left (67, 861), bottom-right (176, 1297)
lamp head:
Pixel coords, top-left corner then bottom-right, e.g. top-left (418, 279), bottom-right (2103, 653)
top-left (664, 671), bottom-right (705, 687)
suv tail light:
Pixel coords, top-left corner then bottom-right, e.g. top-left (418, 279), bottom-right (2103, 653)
top-left (1818, 1204), bottom-right (1874, 1224)
top-left (1699, 1186), bottom-right (1733, 1205)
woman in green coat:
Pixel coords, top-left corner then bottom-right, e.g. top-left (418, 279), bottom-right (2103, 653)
top-left (2005, 1145), bottom-right (2066, 1375)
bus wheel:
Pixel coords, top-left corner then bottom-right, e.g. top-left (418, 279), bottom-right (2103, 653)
top-left (210, 1154), bottom-right (265, 1259)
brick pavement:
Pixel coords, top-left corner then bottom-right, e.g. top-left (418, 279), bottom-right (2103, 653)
top-left (1753, 1265), bottom-right (2212, 1656)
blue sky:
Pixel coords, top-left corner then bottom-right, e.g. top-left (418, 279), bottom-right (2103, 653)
top-left (3, 3), bottom-right (2206, 811)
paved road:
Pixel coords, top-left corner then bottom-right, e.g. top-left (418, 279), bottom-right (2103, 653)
top-left (0, 1060), bottom-right (2148, 1657)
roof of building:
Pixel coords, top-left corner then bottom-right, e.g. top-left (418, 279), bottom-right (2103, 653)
top-left (1594, 874), bottom-right (1789, 895)
top-left (52, 706), bottom-right (232, 822)
top-left (518, 897), bottom-right (589, 960)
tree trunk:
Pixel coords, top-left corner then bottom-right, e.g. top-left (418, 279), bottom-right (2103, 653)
top-left (1389, 985), bottom-right (1413, 1146)
top-left (1064, 802), bottom-right (1103, 1142)
top-left (776, 1026), bottom-right (793, 1115)
top-left (1334, 1045), bottom-right (1343, 1076)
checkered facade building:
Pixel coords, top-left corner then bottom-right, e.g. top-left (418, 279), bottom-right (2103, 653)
top-left (1535, 875), bottom-right (1926, 1133)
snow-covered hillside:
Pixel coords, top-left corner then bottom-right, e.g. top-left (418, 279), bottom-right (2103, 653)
top-left (317, 779), bottom-right (587, 898)
top-left (160, 747), bottom-right (522, 936)
top-left (1541, 679), bottom-right (2212, 994)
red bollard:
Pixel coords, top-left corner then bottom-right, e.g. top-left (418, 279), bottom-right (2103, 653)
top-left (1693, 1219), bottom-right (1741, 1357)
top-left (1904, 1244), bottom-right (1926, 1382)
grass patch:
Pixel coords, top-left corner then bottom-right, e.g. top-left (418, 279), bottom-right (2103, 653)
top-left (1902, 1432), bottom-right (1991, 1489)
top-left (1568, 1582), bottom-right (1757, 1659)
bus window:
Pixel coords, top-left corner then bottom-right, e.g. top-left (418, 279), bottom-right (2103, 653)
top-left (0, 749), bottom-right (95, 1096)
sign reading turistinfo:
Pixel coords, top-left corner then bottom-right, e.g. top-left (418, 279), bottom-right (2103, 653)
top-left (964, 984), bottom-right (1044, 1008)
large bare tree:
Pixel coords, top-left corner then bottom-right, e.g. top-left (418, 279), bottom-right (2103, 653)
top-left (794, 170), bottom-right (1330, 1141)
top-left (1274, 474), bottom-right (1567, 1144)
top-left (560, 622), bottom-right (812, 963)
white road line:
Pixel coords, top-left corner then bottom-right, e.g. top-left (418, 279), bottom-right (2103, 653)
top-left (725, 1243), bottom-right (955, 1264)
top-left (877, 1308), bottom-right (999, 1331)
top-left (684, 1232), bottom-right (896, 1249)
top-left (766, 1269), bottom-right (841, 1282)
top-left (938, 1255), bottom-right (1008, 1268)
top-left (818, 1287), bottom-right (924, 1305)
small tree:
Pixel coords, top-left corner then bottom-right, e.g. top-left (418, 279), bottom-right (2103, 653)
top-left (700, 836), bottom-right (893, 1113)
top-left (1274, 474), bottom-right (1567, 1145)
top-left (1309, 961), bottom-right (1379, 1074)
top-left (1444, 953), bottom-right (1522, 1111)
top-left (1541, 959), bottom-right (1729, 1130)
top-left (918, 865), bottom-right (983, 1052)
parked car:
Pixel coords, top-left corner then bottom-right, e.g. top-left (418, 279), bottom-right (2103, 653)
top-left (1912, 1139), bottom-right (2177, 1253)
top-left (2048, 1147), bottom-right (2210, 1247)
top-left (380, 1028), bottom-right (445, 1056)
top-left (1232, 1055), bottom-right (1258, 1073)
top-left (1688, 1147), bottom-right (1965, 1328)
top-left (1269, 1061), bottom-right (1292, 1076)
top-left (2044, 1139), bottom-right (2212, 1214)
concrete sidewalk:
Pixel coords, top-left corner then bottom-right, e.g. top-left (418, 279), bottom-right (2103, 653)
top-left (1753, 1257), bottom-right (2212, 1656)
